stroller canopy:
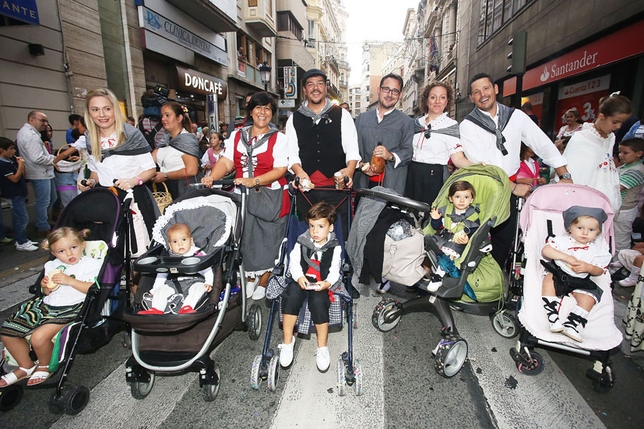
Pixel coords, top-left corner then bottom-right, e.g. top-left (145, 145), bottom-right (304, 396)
top-left (151, 194), bottom-right (237, 253)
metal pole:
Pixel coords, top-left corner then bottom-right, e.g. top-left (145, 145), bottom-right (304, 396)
top-left (207, 94), bottom-right (219, 135)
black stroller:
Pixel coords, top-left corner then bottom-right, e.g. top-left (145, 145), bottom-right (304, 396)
top-left (250, 185), bottom-right (362, 396)
top-left (359, 165), bottom-right (512, 378)
top-left (0, 188), bottom-right (129, 414)
top-left (122, 186), bottom-right (262, 402)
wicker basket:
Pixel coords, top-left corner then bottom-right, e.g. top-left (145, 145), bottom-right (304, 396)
top-left (152, 181), bottom-right (173, 214)
top-left (55, 144), bottom-right (83, 173)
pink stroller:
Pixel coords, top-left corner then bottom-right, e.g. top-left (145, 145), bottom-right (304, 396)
top-left (511, 183), bottom-right (623, 392)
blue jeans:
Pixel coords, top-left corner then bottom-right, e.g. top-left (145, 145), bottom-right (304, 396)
top-left (10, 196), bottom-right (29, 244)
top-left (30, 178), bottom-right (57, 231)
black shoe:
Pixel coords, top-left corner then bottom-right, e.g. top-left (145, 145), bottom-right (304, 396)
top-left (351, 287), bottom-right (361, 299)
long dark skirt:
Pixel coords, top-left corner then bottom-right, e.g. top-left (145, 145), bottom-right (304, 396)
top-left (404, 162), bottom-right (447, 206)
top-left (241, 211), bottom-right (288, 275)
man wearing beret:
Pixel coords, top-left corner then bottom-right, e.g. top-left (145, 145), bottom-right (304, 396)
top-left (285, 68), bottom-right (361, 239)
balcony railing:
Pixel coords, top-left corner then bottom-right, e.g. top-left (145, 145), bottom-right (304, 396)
top-left (235, 59), bottom-right (268, 89)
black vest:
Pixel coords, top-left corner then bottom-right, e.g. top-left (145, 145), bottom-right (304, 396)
top-left (292, 105), bottom-right (345, 178)
top-left (299, 245), bottom-right (334, 281)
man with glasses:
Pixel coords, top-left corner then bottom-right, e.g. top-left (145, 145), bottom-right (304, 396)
top-left (352, 74), bottom-right (414, 294)
top-left (286, 68), bottom-right (360, 240)
top-left (354, 73), bottom-right (414, 194)
top-left (460, 72), bottom-right (571, 267)
top-left (16, 110), bottom-right (57, 236)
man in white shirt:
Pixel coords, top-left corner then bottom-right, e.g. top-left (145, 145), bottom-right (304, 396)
top-left (460, 73), bottom-right (572, 266)
top-left (15, 111), bottom-right (57, 235)
top-left (286, 68), bottom-right (361, 238)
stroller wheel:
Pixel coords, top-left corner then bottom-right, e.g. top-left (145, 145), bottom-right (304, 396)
top-left (201, 364), bottom-right (221, 402)
top-left (250, 355), bottom-right (262, 390)
top-left (354, 359), bottom-right (364, 396)
top-left (588, 363), bottom-right (615, 393)
top-left (0, 385), bottom-right (23, 412)
top-left (336, 357), bottom-right (347, 396)
top-left (267, 356), bottom-right (280, 392)
top-left (516, 351), bottom-right (545, 376)
top-left (372, 298), bottom-right (402, 332)
top-left (248, 304), bottom-right (263, 341)
top-left (62, 385), bottom-right (90, 415)
top-left (434, 335), bottom-right (468, 378)
top-left (491, 310), bottom-right (519, 338)
top-left (130, 371), bottom-right (156, 399)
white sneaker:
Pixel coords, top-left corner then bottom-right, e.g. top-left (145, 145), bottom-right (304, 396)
top-left (245, 277), bottom-right (259, 298)
top-left (278, 336), bottom-right (296, 367)
top-left (15, 241), bottom-right (39, 252)
top-left (426, 274), bottom-right (443, 292)
top-left (316, 346), bottom-right (330, 372)
top-left (562, 325), bottom-right (583, 342)
top-left (375, 280), bottom-right (391, 294)
top-left (549, 319), bottom-right (564, 333)
top-left (619, 276), bottom-right (638, 287)
top-left (251, 286), bottom-right (266, 300)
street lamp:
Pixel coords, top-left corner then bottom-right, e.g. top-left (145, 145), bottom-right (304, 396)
top-left (259, 62), bottom-right (271, 91)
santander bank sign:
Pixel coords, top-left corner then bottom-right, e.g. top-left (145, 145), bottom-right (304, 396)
top-left (523, 21), bottom-right (644, 91)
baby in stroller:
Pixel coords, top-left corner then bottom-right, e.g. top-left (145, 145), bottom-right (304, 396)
top-left (424, 180), bottom-right (480, 292)
top-left (279, 202), bottom-right (342, 372)
top-left (540, 206), bottom-right (611, 343)
top-left (138, 222), bottom-right (213, 315)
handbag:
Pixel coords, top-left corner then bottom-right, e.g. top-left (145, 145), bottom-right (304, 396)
top-left (247, 186), bottom-right (283, 222)
top-left (382, 227), bottom-right (426, 286)
top-left (152, 181), bottom-right (173, 214)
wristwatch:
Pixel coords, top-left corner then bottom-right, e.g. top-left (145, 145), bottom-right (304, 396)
top-left (388, 153), bottom-right (395, 162)
top-left (560, 172), bottom-right (572, 180)
top-left (255, 178), bottom-right (261, 190)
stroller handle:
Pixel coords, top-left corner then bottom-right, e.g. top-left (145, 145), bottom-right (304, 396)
top-left (356, 188), bottom-right (430, 213)
top-left (191, 180), bottom-right (237, 190)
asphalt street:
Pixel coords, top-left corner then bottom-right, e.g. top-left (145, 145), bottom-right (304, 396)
top-left (0, 205), bottom-right (643, 428)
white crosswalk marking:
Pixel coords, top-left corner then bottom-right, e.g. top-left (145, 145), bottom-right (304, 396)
top-left (270, 292), bottom-right (384, 428)
top-left (455, 310), bottom-right (606, 429)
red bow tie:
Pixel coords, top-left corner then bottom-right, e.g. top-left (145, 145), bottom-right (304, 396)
top-left (567, 246), bottom-right (589, 251)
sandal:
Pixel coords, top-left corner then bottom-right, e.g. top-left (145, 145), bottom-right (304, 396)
top-left (27, 365), bottom-right (52, 386)
top-left (0, 364), bottom-right (36, 388)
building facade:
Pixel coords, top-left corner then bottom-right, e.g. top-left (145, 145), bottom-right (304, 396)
top-left (458, 0), bottom-right (644, 136)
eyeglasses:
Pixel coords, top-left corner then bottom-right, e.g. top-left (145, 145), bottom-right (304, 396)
top-left (380, 87), bottom-right (401, 96)
top-left (37, 118), bottom-right (48, 123)
top-left (424, 124), bottom-right (432, 139)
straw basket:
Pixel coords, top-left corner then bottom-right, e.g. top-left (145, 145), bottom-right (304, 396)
top-left (152, 182), bottom-right (173, 213)
top-left (55, 144), bottom-right (83, 173)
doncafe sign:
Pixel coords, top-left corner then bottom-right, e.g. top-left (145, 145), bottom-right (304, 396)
top-left (176, 66), bottom-right (227, 99)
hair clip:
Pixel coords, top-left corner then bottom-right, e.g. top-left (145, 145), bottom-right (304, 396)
top-left (610, 91), bottom-right (621, 97)
top-left (181, 105), bottom-right (189, 114)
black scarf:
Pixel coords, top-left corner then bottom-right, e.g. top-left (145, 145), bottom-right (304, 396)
top-left (238, 125), bottom-right (278, 178)
top-left (296, 230), bottom-right (339, 273)
top-left (296, 99), bottom-right (335, 125)
top-left (464, 103), bottom-right (515, 156)
top-left (413, 119), bottom-right (460, 139)
top-left (86, 123), bottom-right (151, 160)
top-left (157, 130), bottom-right (201, 159)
